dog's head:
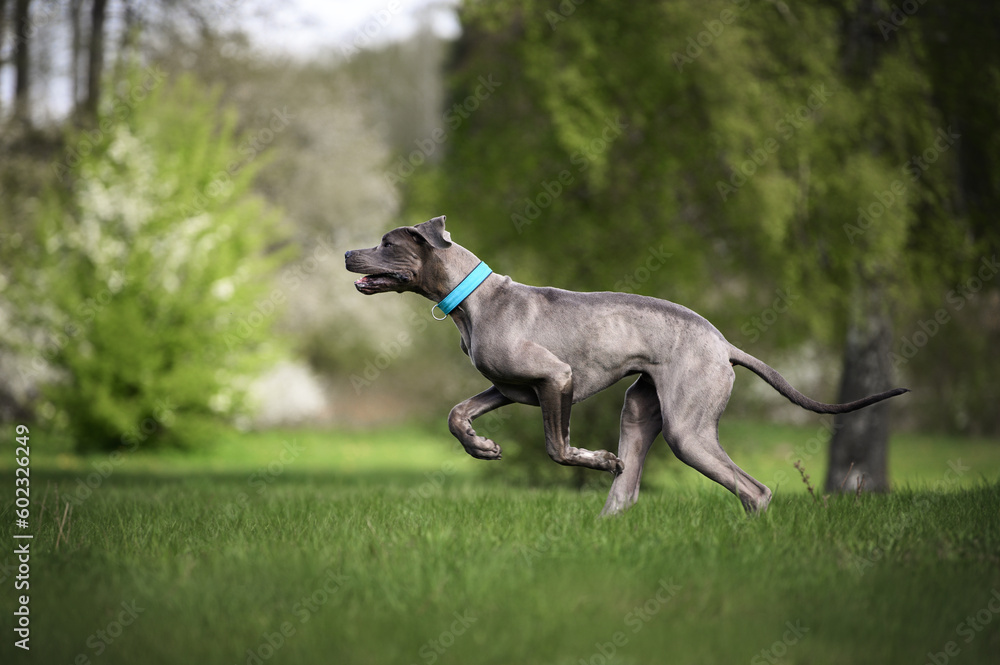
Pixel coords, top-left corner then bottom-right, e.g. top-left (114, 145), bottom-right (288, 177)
top-left (344, 215), bottom-right (453, 295)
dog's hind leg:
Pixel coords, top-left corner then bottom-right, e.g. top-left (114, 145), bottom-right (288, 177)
top-left (601, 376), bottom-right (662, 517)
top-left (665, 425), bottom-right (772, 513)
top-left (656, 361), bottom-right (771, 514)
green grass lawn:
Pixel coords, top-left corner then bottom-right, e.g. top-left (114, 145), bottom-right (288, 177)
top-left (2, 421), bottom-right (999, 664)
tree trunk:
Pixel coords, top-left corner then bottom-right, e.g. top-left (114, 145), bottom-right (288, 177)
top-left (823, 0), bottom-right (898, 494)
top-left (120, 0), bottom-right (136, 55)
top-left (0, 0), bottom-right (7, 116)
top-left (69, 0), bottom-right (83, 111)
top-left (13, 0), bottom-right (31, 121)
top-left (84, 0), bottom-right (108, 118)
top-left (825, 285), bottom-right (894, 493)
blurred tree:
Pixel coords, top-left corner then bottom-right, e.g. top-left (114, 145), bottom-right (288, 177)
top-left (820, 0), bottom-right (905, 492)
top-left (9, 71), bottom-right (291, 452)
top-left (2, 2), bottom-right (439, 433)
top-left (821, 0), bottom-right (1000, 490)
top-left (903, 1), bottom-right (1000, 435)
top-left (83, 0), bottom-right (108, 118)
top-left (69, 0), bottom-right (84, 109)
top-left (346, 25), bottom-right (449, 159)
top-left (146, 30), bottom-right (413, 382)
top-left (405, 0), bottom-right (999, 488)
top-left (12, 0), bottom-right (30, 121)
top-left (0, 0), bottom-right (6, 115)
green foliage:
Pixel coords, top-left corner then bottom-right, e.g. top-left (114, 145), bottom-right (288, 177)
top-left (429, 1), bottom-right (963, 322)
top-left (405, 0), bottom-right (1000, 434)
top-left (12, 71), bottom-right (291, 452)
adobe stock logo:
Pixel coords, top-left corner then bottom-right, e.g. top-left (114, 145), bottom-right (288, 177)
top-left (411, 611), bottom-right (477, 664)
top-left (613, 246), bottom-right (673, 293)
top-left (717, 83), bottom-right (833, 201)
top-left (740, 289), bottom-right (800, 343)
top-left (890, 255), bottom-right (999, 368)
top-left (923, 589), bottom-right (1000, 665)
top-left (577, 579), bottom-right (681, 665)
top-left (671, 0), bottom-right (750, 72)
top-left (844, 126), bottom-right (960, 244)
top-left (384, 75), bottom-right (502, 186)
top-left (750, 621), bottom-right (809, 665)
top-left (510, 116), bottom-right (628, 233)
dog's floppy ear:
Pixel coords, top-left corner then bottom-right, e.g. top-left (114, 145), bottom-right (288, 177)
top-left (410, 215), bottom-right (452, 249)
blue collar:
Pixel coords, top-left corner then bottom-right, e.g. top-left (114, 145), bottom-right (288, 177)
top-left (432, 261), bottom-right (492, 320)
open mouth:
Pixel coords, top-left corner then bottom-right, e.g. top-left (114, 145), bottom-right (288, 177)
top-left (353, 272), bottom-right (408, 294)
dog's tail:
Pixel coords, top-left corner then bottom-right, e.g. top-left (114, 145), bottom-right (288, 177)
top-left (728, 346), bottom-right (909, 415)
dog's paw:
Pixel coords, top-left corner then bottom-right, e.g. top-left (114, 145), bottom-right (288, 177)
top-left (600, 450), bottom-right (624, 476)
top-left (470, 438), bottom-right (503, 461)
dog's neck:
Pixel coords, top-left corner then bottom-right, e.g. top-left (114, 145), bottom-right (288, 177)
top-left (421, 244), bottom-right (488, 303)
top-left (435, 261), bottom-right (492, 316)
top-left (424, 245), bottom-right (502, 343)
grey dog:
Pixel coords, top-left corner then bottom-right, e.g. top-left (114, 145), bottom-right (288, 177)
top-left (344, 216), bottom-right (907, 516)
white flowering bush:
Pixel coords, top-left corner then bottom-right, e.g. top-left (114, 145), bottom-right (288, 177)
top-left (21, 72), bottom-right (290, 451)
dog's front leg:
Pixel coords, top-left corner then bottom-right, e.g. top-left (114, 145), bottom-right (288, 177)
top-left (523, 344), bottom-right (624, 476)
top-left (448, 386), bottom-right (512, 460)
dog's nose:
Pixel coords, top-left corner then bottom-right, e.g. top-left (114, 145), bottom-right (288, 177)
top-left (344, 250), bottom-right (353, 260)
